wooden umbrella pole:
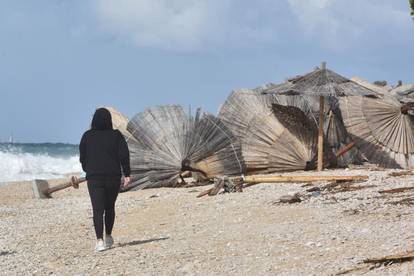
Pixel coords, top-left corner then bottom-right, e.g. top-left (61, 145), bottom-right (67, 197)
top-left (46, 177), bottom-right (86, 194)
top-left (317, 95), bottom-right (325, 171)
top-left (317, 61), bottom-right (327, 172)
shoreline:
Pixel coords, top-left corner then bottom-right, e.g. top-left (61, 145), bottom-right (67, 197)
top-left (2, 168), bottom-right (414, 274)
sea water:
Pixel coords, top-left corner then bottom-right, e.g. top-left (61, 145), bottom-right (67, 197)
top-left (0, 143), bottom-right (82, 184)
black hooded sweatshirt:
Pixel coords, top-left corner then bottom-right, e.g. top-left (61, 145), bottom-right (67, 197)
top-left (79, 108), bottom-right (131, 181)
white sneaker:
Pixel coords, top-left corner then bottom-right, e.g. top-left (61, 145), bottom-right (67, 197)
top-left (105, 235), bottom-right (114, 248)
top-left (95, 239), bottom-right (107, 252)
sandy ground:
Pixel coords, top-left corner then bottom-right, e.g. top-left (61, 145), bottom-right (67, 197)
top-left (1, 169), bottom-right (414, 275)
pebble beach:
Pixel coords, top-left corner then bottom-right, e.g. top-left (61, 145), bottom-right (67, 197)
top-left (1, 169), bottom-right (414, 275)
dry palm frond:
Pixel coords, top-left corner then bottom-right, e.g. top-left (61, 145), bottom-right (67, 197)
top-left (218, 90), bottom-right (335, 174)
top-left (340, 96), bottom-right (414, 169)
top-left (125, 105), bottom-right (243, 190)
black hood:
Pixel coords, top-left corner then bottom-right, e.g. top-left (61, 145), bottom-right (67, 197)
top-left (91, 108), bottom-right (113, 130)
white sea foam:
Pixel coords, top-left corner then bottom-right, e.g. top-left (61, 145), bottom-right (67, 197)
top-left (0, 151), bottom-right (82, 184)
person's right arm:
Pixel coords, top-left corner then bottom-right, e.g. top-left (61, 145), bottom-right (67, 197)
top-left (117, 131), bottom-right (131, 187)
top-left (79, 133), bottom-right (87, 172)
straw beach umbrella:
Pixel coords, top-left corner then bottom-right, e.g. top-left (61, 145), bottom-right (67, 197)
top-left (390, 83), bottom-right (414, 104)
top-left (340, 96), bottom-right (414, 169)
top-left (262, 85), bottom-right (363, 167)
top-left (263, 62), bottom-right (379, 171)
top-left (124, 105), bottom-right (243, 190)
top-left (105, 106), bottom-right (138, 143)
top-left (218, 90), bottom-right (335, 174)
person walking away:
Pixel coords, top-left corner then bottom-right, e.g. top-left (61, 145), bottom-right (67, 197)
top-left (79, 108), bottom-right (131, 252)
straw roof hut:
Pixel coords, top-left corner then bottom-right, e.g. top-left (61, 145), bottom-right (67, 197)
top-left (340, 96), bottom-right (414, 169)
top-left (124, 105), bottom-right (243, 190)
top-left (218, 90), bottom-right (336, 174)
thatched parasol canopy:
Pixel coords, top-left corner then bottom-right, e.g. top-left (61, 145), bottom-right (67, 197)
top-left (262, 63), bottom-right (379, 170)
top-left (125, 105), bottom-right (243, 190)
top-left (350, 77), bottom-right (387, 97)
top-left (218, 90), bottom-right (335, 174)
top-left (340, 96), bottom-right (414, 169)
top-left (268, 65), bottom-right (380, 98)
top-left (390, 83), bottom-right (414, 103)
top-left (105, 106), bottom-right (138, 143)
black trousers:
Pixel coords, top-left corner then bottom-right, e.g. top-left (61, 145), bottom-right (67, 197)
top-left (87, 179), bottom-right (121, 240)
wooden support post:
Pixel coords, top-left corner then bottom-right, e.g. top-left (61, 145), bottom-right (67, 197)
top-left (318, 95), bottom-right (325, 171)
top-left (316, 61), bottom-right (327, 171)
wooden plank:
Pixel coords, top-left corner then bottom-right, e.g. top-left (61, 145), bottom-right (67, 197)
top-left (241, 175), bottom-right (368, 184)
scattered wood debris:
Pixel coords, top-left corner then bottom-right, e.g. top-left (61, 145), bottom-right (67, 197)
top-left (305, 180), bottom-right (373, 194)
top-left (388, 170), bottom-right (414, 177)
top-left (379, 187), bottom-right (414, 194)
top-left (197, 177), bottom-right (242, 198)
top-left (306, 186), bottom-right (321, 192)
top-left (301, 183), bottom-right (314, 188)
top-left (197, 174), bottom-right (369, 198)
top-left (274, 193), bottom-right (302, 204)
top-left (331, 184), bottom-right (377, 194)
top-left (363, 250), bottom-right (414, 265)
top-left (337, 249), bottom-right (414, 275)
top-left (388, 197), bottom-right (414, 206)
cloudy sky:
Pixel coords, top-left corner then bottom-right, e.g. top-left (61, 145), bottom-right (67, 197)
top-left (0, 0), bottom-right (413, 143)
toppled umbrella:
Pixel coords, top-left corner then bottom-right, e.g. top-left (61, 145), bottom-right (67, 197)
top-left (340, 96), bottom-right (414, 169)
top-left (123, 105), bottom-right (244, 190)
top-left (218, 89), bottom-right (336, 174)
top-left (262, 62), bottom-right (379, 171)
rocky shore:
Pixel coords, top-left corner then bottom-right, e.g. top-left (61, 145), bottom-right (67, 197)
top-left (1, 169), bottom-right (414, 275)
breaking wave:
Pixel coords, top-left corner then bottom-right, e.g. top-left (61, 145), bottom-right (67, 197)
top-left (0, 143), bottom-right (82, 184)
